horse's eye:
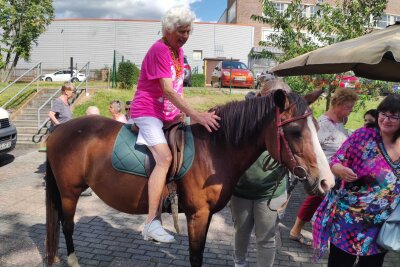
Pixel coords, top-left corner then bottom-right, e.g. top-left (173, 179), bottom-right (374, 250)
top-left (285, 124), bottom-right (302, 138)
top-left (291, 130), bottom-right (302, 138)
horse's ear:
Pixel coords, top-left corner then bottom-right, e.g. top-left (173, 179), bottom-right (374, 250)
top-left (273, 89), bottom-right (287, 112)
top-left (303, 89), bottom-right (324, 105)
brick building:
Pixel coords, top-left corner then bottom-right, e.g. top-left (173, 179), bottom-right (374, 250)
top-left (218, 0), bottom-right (400, 73)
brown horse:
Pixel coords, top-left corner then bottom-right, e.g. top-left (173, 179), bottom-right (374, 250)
top-left (45, 90), bottom-right (334, 267)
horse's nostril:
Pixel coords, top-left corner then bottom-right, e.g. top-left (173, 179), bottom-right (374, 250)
top-left (320, 179), bottom-right (331, 194)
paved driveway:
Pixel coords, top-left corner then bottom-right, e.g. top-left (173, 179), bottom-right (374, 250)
top-left (0, 149), bottom-right (399, 267)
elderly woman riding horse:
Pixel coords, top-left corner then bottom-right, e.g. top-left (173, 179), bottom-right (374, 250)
top-left (129, 6), bottom-right (220, 244)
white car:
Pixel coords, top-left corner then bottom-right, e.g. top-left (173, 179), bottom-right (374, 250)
top-left (42, 69), bottom-right (87, 82)
top-left (0, 107), bottom-right (17, 154)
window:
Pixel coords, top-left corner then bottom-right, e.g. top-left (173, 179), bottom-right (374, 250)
top-left (300, 5), bottom-right (307, 18)
top-left (273, 3), bottom-right (285, 14)
top-left (377, 14), bottom-right (390, 28)
top-left (309, 5), bottom-right (320, 17)
top-left (262, 3), bottom-right (289, 18)
top-left (221, 61), bottom-right (248, 70)
top-left (214, 44), bottom-right (224, 57)
top-left (262, 29), bottom-right (282, 42)
top-left (228, 0), bottom-right (236, 23)
top-left (193, 50), bottom-right (202, 61)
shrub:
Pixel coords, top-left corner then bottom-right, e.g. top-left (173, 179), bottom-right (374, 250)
top-left (117, 61), bottom-right (140, 89)
top-left (192, 74), bottom-right (205, 87)
top-left (283, 75), bottom-right (318, 94)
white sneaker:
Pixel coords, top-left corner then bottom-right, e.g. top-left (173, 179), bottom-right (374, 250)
top-left (142, 219), bottom-right (176, 243)
top-left (234, 263), bottom-right (245, 267)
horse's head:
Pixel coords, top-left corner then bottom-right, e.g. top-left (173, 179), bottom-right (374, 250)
top-left (265, 89), bottom-right (335, 196)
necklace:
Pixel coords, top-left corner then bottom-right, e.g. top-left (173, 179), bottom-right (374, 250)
top-left (162, 37), bottom-right (183, 78)
top-left (378, 142), bottom-right (400, 177)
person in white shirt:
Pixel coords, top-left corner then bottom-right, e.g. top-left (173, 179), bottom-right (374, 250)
top-left (109, 100), bottom-right (127, 123)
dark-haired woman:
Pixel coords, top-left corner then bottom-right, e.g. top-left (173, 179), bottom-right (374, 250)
top-left (364, 109), bottom-right (378, 128)
top-left (313, 94), bottom-right (400, 267)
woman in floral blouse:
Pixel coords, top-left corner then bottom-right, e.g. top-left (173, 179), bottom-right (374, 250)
top-left (313, 94), bottom-right (400, 267)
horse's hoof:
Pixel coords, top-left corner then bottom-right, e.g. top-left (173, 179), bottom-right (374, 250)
top-left (54, 256), bottom-right (60, 264)
top-left (67, 252), bottom-right (80, 267)
top-left (45, 255), bottom-right (60, 265)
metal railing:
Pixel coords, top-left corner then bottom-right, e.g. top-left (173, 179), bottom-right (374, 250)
top-left (0, 62), bottom-right (42, 109)
top-left (36, 62), bottom-right (90, 129)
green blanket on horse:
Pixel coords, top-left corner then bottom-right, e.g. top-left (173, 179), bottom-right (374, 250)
top-left (112, 124), bottom-right (194, 181)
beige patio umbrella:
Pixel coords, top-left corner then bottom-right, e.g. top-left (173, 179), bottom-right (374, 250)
top-left (271, 22), bottom-right (400, 82)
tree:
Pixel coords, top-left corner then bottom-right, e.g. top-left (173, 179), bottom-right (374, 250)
top-left (252, 0), bottom-right (387, 63)
top-left (116, 61), bottom-right (140, 89)
top-left (0, 0), bottom-right (54, 82)
top-left (251, 0), bottom-right (388, 108)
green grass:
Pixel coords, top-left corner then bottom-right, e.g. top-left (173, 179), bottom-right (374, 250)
top-left (73, 88), bottom-right (133, 117)
top-left (0, 82), bottom-right (37, 110)
top-left (0, 80), bottom-right (107, 111)
top-left (72, 86), bottom-right (245, 117)
top-left (73, 86), bottom-right (381, 130)
top-left (1, 81), bottom-right (382, 130)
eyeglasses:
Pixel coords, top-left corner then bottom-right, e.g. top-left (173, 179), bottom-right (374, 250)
top-left (378, 112), bottom-right (400, 122)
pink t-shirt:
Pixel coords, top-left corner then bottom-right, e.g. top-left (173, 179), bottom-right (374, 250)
top-left (131, 40), bottom-right (184, 122)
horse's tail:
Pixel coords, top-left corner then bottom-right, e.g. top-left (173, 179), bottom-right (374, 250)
top-left (45, 159), bottom-right (61, 264)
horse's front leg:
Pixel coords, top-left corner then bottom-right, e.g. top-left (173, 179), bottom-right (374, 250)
top-left (186, 208), bottom-right (212, 267)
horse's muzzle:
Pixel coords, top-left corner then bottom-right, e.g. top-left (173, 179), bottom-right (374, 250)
top-left (303, 176), bottom-right (331, 196)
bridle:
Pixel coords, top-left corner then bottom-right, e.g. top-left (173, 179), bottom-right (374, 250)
top-left (264, 106), bottom-right (313, 213)
top-left (274, 106), bottom-right (312, 181)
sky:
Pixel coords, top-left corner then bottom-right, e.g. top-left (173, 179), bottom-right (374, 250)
top-left (54, 0), bottom-right (227, 22)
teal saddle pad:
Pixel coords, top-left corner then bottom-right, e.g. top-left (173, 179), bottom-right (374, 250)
top-left (112, 124), bottom-right (195, 180)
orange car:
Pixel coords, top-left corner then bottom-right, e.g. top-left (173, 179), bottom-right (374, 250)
top-left (211, 60), bottom-right (254, 88)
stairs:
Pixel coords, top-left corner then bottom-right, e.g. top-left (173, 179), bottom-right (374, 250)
top-left (12, 88), bottom-right (60, 148)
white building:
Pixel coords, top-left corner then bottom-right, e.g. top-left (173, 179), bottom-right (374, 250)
top-left (18, 19), bottom-right (254, 75)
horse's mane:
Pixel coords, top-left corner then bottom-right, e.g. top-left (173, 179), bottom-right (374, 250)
top-left (210, 91), bottom-right (308, 147)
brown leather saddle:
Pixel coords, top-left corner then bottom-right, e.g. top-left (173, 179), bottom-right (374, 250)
top-left (131, 115), bottom-right (186, 180)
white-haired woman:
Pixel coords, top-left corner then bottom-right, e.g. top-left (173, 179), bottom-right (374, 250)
top-left (129, 6), bottom-right (220, 243)
top-left (109, 100), bottom-right (127, 123)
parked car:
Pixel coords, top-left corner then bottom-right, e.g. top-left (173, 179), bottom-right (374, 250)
top-left (183, 56), bottom-right (192, 87)
top-left (0, 107), bottom-right (17, 154)
top-left (338, 75), bottom-right (360, 89)
top-left (211, 60), bottom-right (254, 89)
top-left (41, 69), bottom-right (87, 82)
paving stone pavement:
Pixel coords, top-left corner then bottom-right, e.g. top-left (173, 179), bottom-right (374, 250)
top-left (0, 150), bottom-right (399, 267)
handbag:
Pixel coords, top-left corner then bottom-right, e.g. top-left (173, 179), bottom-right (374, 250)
top-left (376, 201), bottom-right (400, 253)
